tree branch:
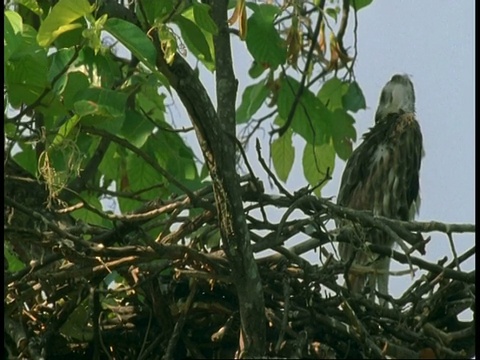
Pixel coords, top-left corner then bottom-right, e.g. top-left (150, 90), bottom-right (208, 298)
top-left (151, 1), bottom-right (266, 355)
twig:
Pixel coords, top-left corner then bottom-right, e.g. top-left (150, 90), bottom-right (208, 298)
top-left (274, 277), bottom-right (291, 353)
top-left (81, 126), bottom-right (201, 203)
top-left (272, 0), bottom-right (326, 137)
top-left (162, 281), bottom-right (197, 360)
top-left (256, 138), bottom-right (293, 198)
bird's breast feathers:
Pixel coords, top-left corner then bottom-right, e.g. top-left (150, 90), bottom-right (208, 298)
top-left (339, 112), bottom-right (423, 221)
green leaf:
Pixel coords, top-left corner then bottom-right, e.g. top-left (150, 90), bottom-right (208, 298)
top-left (176, 15), bottom-right (214, 70)
top-left (82, 14), bottom-right (108, 54)
top-left (151, 131), bottom-right (198, 183)
top-left (70, 193), bottom-right (110, 228)
top-left (13, 146), bottom-right (37, 176)
top-left (4, 11), bottom-right (23, 62)
top-left (74, 87), bottom-right (127, 119)
top-left (205, 228), bottom-right (221, 249)
top-left (342, 81), bottom-right (366, 112)
top-left (104, 18), bottom-right (170, 87)
top-left (5, 25), bottom-right (48, 107)
top-left (329, 110), bottom-right (356, 161)
top-left (236, 79), bottom-right (269, 123)
top-left (181, 6), bottom-right (215, 71)
top-left (51, 115), bottom-right (81, 147)
top-left (302, 142), bottom-right (335, 196)
top-left (248, 61), bottom-right (267, 79)
top-left (140, 0), bottom-right (174, 24)
top-left (48, 48), bottom-right (77, 88)
top-left (120, 110), bottom-right (155, 148)
top-left (37, 0), bottom-right (94, 47)
top-left (17, 0), bottom-right (43, 15)
top-left (4, 10), bottom-right (23, 33)
top-left (104, 18), bottom-right (155, 67)
top-left (277, 76), bottom-right (331, 145)
top-left (117, 151), bottom-right (166, 213)
top-left (200, 163), bottom-right (209, 180)
top-left (136, 85), bottom-right (167, 123)
top-left (37, 93), bottom-right (68, 125)
top-left (4, 123), bottom-right (17, 139)
top-left (192, 2), bottom-right (218, 34)
top-left (318, 77), bottom-right (349, 111)
top-left (4, 243), bottom-right (26, 272)
top-left (351, 0), bottom-right (374, 11)
top-left (246, 4), bottom-right (286, 70)
top-left (271, 131), bottom-right (295, 182)
top-left (91, 52), bottom-right (123, 89)
top-left (98, 143), bottom-right (121, 181)
top-left (61, 71), bottom-right (91, 108)
top-left (325, 7), bottom-right (340, 22)
top-left (53, 19), bottom-right (85, 48)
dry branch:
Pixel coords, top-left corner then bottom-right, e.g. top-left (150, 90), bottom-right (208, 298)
top-left (4, 169), bottom-right (475, 358)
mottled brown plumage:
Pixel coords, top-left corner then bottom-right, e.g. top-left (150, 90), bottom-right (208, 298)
top-left (337, 74), bottom-right (423, 302)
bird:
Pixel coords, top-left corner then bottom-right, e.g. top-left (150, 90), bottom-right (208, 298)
top-left (336, 74), bottom-right (424, 303)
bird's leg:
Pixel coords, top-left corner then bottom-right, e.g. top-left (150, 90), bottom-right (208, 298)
top-left (374, 256), bottom-right (391, 307)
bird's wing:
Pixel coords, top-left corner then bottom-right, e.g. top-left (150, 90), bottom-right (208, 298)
top-left (337, 112), bottom-right (423, 221)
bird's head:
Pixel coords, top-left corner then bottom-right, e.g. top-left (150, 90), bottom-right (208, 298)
top-left (374, 74), bottom-right (415, 123)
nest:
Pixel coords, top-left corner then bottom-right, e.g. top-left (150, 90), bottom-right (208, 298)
top-left (4, 168), bottom-right (475, 359)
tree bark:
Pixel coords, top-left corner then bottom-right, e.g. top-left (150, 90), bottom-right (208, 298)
top-left (154, 1), bottom-right (266, 357)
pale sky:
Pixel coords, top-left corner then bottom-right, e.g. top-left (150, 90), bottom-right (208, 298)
top-left (317, 1), bottom-right (476, 294)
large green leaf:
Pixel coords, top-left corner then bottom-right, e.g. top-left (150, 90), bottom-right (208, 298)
top-left (104, 18), bottom-right (156, 67)
top-left (104, 18), bottom-right (170, 87)
top-left (271, 130), bottom-right (295, 182)
top-left (139, 0), bottom-right (174, 25)
top-left (51, 115), bottom-right (81, 147)
top-left (48, 48), bottom-right (78, 92)
top-left (74, 87), bottom-right (127, 119)
top-left (119, 110), bottom-right (155, 148)
top-left (94, 51), bottom-right (122, 88)
top-left (5, 25), bottom-right (48, 107)
top-left (70, 193), bottom-right (111, 228)
top-left (176, 7), bottom-right (215, 71)
top-left (277, 76), bottom-right (331, 145)
top-left (248, 61), bottom-right (267, 79)
top-left (151, 131), bottom-right (198, 183)
top-left (118, 151), bottom-right (166, 213)
top-left (175, 15), bottom-right (214, 68)
top-left (16, 0), bottom-right (43, 16)
top-left (62, 71), bottom-right (91, 108)
top-left (329, 109), bottom-right (357, 161)
top-left (37, 0), bottom-right (94, 47)
top-left (342, 81), bottom-right (366, 113)
top-left (318, 77), bottom-right (349, 111)
top-left (13, 145), bottom-right (37, 176)
top-left (4, 11), bottom-right (23, 62)
top-left (192, 2), bottom-right (218, 34)
top-left (302, 142), bottom-right (336, 196)
top-left (136, 87), bottom-right (167, 126)
top-left (245, 3), bottom-right (286, 70)
top-left (98, 143), bottom-right (121, 182)
top-left (236, 79), bottom-right (269, 123)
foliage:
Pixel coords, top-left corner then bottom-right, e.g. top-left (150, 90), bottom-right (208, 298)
top-left (4, 0), bottom-right (474, 359)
